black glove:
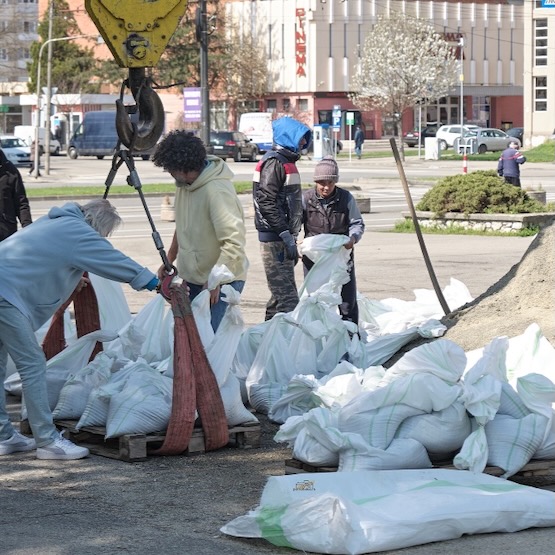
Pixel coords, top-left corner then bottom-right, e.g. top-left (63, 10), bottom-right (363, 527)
top-left (279, 230), bottom-right (299, 262)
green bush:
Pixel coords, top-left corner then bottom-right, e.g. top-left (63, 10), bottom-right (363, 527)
top-left (416, 170), bottom-right (547, 216)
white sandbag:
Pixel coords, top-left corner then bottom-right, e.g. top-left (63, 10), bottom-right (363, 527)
top-left (453, 424), bottom-right (489, 473)
top-left (363, 326), bottom-right (420, 367)
top-left (106, 295), bottom-right (169, 364)
top-left (191, 289), bottom-right (214, 348)
top-left (105, 364), bottom-right (172, 438)
top-left (506, 323), bottom-right (555, 386)
top-left (486, 413), bottom-right (547, 478)
top-left (268, 374), bottom-right (320, 424)
top-left (516, 373), bottom-right (555, 443)
top-left (21, 329), bottom-right (118, 418)
top-left (298, 234), bottom-right (351, 298)
top-left (535, 417), bottom-right (555, 459)
top-left (338, 437), bottom-right (432, 472)
top-left (221, 469), bottom-right (555, 555)
top-left (88, 273), bottom-right (132, 333)
top-left (395, 401), bottom-right (472, 456)
top-left (498, 382), bottom-right (531, 418)
top-left (381, 339), bottom-right (467, 386)
top-left (52, 351), bottom-right (115, 419)
top-left (206, 285), bottom-right (258, 426)
top-left (276, 407), bottom-right (342, 467)
top-left (76, 361), bottom-right (142, 429)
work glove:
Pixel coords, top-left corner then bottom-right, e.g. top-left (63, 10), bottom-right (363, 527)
top-left (279, 230), bottom-right (299, 262)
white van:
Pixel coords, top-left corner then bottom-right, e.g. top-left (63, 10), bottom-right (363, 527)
top-left (13, 125), bottom-right (61, 155)
top-left (238, 112), bottom-right (273, 154)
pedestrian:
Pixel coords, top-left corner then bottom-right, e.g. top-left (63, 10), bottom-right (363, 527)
top-left (354, 126), bottom-right (365, 160)
top-left (302, 156), bottom-right (365, 324)
top-left (0, 199), bottom-right (161, 460)
top-left (0, 148), bottom-right (32, 242)
top-left (29, 141), bottom-right (41, 176)
top-left (253, 117), bottom-right (312, 321)
top-left (152, 131), bottom-right (248, 332)
top-left (497, 139), bottom-right (526, 188)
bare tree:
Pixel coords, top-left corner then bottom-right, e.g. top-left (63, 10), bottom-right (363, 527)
top-left (350, 14), bottom-right (459, 158)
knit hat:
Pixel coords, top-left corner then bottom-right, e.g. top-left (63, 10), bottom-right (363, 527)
top-left (314, 156), bottom-right (339, 183)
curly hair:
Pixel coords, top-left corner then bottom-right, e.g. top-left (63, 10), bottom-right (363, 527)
top-left (152, 130), bottom-right (206, 173)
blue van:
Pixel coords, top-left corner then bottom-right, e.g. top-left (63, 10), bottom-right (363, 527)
top-left (67, 111), bottom-right (154, 160)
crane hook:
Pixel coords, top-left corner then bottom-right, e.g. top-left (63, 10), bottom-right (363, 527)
top-left (115, 68), bottom-right (165, 152)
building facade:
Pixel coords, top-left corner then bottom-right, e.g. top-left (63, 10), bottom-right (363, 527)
top-left (523, 0), bottom-right (555, 145)
top-left (227, 0), bottom-right (528, 140)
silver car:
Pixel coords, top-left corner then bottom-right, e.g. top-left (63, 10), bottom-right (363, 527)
top-left (0, 135), bottom-right (31, 167)
top-left (463, 128), bottom-right (520, 154)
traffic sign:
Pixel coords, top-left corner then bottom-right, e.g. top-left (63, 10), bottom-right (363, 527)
top-left (332, 104), bottom-right (341, 128)
top-left (0, 105), bottom-right (9, 113)
top-left (346, 112), bottom-right (354, 125)
top-left (541, 0), bottom-right (555, 7)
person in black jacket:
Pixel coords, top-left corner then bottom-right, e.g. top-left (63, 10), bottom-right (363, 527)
top-left (497, 140), bottom-right (526, 188)
top-left (252, 117), bottom-right (312, 320)
top-left (302, 156), bottom-right (365, 324)
top-left (0, 148), bottom-right (32, 241)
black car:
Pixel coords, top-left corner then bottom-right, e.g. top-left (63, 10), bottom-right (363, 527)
top-left (209, 131), bottom-right (259, 162)
top-left (504, 127), bottom-right (524, 143)
top-left (403, 125), bottom-right (438, 147)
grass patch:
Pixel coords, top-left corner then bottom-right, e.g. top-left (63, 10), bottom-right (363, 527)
top-left (439, 139), bottom-right (555, 163)
top-left (26, 181), bottom-right (254, 198)
top-left (393, 218), bottom-right (540, 237)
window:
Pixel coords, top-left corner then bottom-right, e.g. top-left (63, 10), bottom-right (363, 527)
top-left (282, 98), bottom-right (290, 112)
top-left (534, 76), bottom-right (547, 111)
top-left (266, 99), bottom-right (277, 112)
top-left (23, 21), bottom-right (37, 33)
top-left (534, 19), bottom-right (548, 66)
top-left (298, 98), bottom-right (308, 112)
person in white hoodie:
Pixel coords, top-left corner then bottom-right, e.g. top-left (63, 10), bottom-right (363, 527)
top-left (0, 199), bottom-right (160, 460)
top-left (153, 131), bottom-right (248, 331)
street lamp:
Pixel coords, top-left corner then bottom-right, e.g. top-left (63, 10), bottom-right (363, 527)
top-left (33, 34), bottom-right (94, 178)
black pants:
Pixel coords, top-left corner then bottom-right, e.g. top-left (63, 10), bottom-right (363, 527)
top-left (302, 251), bottom-right (359, 325)
top-left (504, 175), bottom-right (521, 188)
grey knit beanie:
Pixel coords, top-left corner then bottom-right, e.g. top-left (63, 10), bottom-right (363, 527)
top-left (314, 156), bottom-right (339, 183)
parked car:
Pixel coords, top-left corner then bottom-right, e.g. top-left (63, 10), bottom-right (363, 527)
top-left (435, 124), bottom-right (481, 150)
top-left (504, 127), bottom-right (524, 143)
top-left (403, 125), bottom-right (439, 147)
top-left (462, 127), bottom-right (521, 154)
top-left (0, 135), bottom-right (31, 167)
top-left (14, 125), bottom-right (61, 156)
top-left (209, 131), bottom-right (259, 162)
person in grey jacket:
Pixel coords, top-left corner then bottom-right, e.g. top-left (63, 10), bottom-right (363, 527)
top-left (302, 156), bottom-right (365, 324)
top-left (0, 148), bottom-right (32, 241)
top-left (0, 199), bottom-right (160, 460)
top-left (253, 117), bottom-right (312, 320)
top-left (497, 140), bottom-right (526, 188)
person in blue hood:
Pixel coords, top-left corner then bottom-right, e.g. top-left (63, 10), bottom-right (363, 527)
top-left (0, 199), bottom-right (160, 460)
top-left (252, 117), bottom-right (312, 320)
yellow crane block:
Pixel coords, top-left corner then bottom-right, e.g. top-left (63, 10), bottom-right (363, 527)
top-left (85, 0), bottom-right (188, 68)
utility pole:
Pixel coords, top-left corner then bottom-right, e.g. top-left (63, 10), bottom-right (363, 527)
top-left (44, 0), bottom-right (54, 174)
top-left (197, 0), bottom-right (210, 145)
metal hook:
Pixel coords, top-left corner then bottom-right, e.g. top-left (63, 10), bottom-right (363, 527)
top-left (115, 68), bottom-right (165, 152)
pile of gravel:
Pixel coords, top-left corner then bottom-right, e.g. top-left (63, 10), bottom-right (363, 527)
top-left (442, 222), bottom-right (555, 350)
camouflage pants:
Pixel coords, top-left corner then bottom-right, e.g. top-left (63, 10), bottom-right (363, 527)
top-left (260, 241), bottom-right (299, 321)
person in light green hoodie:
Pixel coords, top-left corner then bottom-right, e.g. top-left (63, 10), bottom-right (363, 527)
top-left (153, 131), bottom-right (248, 331)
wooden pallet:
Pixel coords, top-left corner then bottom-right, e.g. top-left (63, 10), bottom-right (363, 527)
top-left (20, 419), bottom-right (260, 462)
top-left (284, 458), bottom-right (555, 490)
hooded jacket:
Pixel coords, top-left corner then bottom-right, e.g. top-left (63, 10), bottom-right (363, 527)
top-left (0, 203), bottom-right (156, 330)
top-left (252, 117), bottom-right (312, 241)
top-left (0, 149), bottom-right (32, 241)
top-left (174, 155), bottom-right (248, 285)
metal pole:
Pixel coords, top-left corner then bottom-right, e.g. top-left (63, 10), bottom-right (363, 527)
top-left (45, 0), bottom-right (54, 175)
top-left (199, 0), bottom-right (210, 146)
top-left (459, 37), bottom-right (464, 162)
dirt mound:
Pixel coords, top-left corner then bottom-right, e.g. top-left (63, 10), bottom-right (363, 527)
top-left (441, 222), bottom-right (555, 350)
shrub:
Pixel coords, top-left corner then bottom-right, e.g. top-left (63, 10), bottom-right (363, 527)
top-left (416, 170), bottom-right (547, 216)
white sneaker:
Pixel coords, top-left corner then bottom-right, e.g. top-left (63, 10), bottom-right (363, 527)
top-left (0, 431), bottom-right (36, 455)
top-left (36, 431), bottom-right (89, 460)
